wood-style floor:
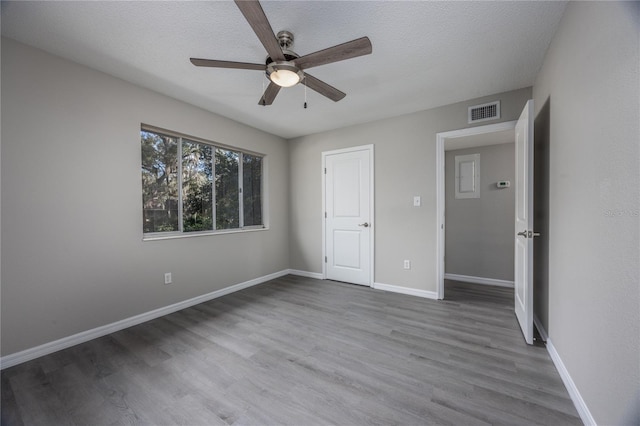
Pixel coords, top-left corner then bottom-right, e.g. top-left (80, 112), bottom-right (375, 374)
top-left (1, 276), bottom-right (581, 425)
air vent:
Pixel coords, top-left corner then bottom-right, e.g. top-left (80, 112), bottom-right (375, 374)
top-left (468, 101), bottom-right (500, 124)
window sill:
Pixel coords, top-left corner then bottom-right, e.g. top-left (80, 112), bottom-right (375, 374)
top-left (143, 226), bottom-right (268, 242)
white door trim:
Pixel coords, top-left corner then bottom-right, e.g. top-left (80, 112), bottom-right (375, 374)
top-left (435, 121), bottom-right (517, 299)
top-left (322, 145), bottom-right (375, 286)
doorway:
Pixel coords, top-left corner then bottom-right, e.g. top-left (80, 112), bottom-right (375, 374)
top-left (437, 101), bottom-right (535, 345)
top-left (322, 145), bottom-right (374, 286)
top-left (436, 121), bottom-right (517, 299)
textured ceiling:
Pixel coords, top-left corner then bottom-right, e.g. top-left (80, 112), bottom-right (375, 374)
top-left (1, 1), bottom-right (567, 139)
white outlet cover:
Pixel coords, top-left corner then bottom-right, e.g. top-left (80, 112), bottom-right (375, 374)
top-left (413, 196), bottom-right (421, 207)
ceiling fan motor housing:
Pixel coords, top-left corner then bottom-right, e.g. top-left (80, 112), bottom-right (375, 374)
top-left (265, 32), bottom-right (304, 87)
top-left (277, 30), bottom-right (294, 50)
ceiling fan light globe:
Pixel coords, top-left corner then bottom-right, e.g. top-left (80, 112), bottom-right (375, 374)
top-left (270, 69), bottom-right (300, 87)
top-left (266, 61), bottom-right (304, 88)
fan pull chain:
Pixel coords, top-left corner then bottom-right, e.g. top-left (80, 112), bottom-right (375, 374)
top-left (304, 80), bottom-right (308, 109)
top-left (261, 78), bottom-right (266, 106)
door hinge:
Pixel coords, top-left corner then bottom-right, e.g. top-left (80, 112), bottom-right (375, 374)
top-left (325, 256), bottom-right (327, 263)
top-left (325, 212), bottom-right (327, 218)
top-left (324, 168), bottom-right (327, 174)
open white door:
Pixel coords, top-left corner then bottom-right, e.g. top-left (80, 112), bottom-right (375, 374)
top-left (324, 146), bottom-right (373, 286)
top-left (514, 99), bottom-right (535, 344)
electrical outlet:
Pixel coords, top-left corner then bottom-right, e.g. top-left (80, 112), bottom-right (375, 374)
top-left (413, 196), bottom-right (421, 207)
top-left (403, 260), bottom-right (411, 270)
top-left (164, 272), bottom-right (172, 285)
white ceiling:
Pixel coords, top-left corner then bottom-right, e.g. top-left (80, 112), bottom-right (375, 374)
top-left (1, 1), bottom-right (567, 139)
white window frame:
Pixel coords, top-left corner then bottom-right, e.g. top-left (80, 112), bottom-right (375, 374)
top-left (141, 125), bottom-right (266, 240)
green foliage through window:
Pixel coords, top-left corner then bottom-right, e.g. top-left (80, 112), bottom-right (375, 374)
top-left (243, 154), bottom-right (263, 227)
top-left (141, 128), bottom-right (263, 235)
top-left (215, 149), bottom-right (240, 229)
top-left (142, 131), bottom-right (179, 233)
top-left (182, 140), bottom-right (213, 232)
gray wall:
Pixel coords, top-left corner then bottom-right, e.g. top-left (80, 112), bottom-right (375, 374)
top-left (1, 38), bottom-right (290, 356)
top-left (289, 87), bottom-right (531, 292)
top-left (445, 143), bottom-right (515, 281)
top-left (532, 2), bottom-right (639, 424)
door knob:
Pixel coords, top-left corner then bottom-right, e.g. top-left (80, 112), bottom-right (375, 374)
top-left (358, 222), bottom-right (369, 228)
top-left (517, 231), bottom-right (528, 237)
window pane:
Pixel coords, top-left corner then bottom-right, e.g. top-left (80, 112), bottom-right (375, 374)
top-left (141, 130), bottom-right (179, 233)
top-left (215, 148), bottom-right (239, 229)
top-left (243, 154), bottom-right (263, 226)
top-left (182, 140), bottom-right (213, 232)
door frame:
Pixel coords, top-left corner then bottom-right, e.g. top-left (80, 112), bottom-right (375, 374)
top-left (435, 121), bottom-right (517, 299)
top-left (322, 144), bottom-right (375, 286)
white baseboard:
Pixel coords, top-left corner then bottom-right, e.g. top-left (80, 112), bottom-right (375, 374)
top-left (546, 339), bottom-right (596, 426)
top-left (373, 282), bottom-right (438, 300)
top-left (0, 269), bottom-right (290, 370)
top-left (533, 314), bottom-right (549, 342)
top-left (288, 269), bottom-right (324, 280)
top-left (444, 273), bottom-right (514, 288)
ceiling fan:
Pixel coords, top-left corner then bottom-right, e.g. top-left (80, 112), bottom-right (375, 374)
top-left (190, 0), bottom-right (372, 106)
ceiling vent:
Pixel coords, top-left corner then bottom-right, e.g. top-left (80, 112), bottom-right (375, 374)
top-left (468, 101), bottom-right (500, 124)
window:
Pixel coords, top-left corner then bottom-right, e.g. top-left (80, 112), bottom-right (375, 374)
top-left (141, 131), bottom-right (179, 233)
top-left (141, 128), bottom-right (264, 237)
top-left (215, 148), bottom-right (239, 229)
top-left (243, 154), bottom-right (263, 227)
top-left (183, 140), bottom-right (213, 232)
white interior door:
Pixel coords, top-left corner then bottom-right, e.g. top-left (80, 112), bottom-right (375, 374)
top-left (324, 147), bottom-right (372, 286)
top-left (514, 99), bottom-right (535, 344)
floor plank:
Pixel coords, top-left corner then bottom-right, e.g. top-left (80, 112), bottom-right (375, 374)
top-left (1, 276), bottom-right (581, 425)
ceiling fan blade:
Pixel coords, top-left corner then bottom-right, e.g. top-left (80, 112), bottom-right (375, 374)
top-left (234, 0), bottom-right (285, 62)
top-left (190, 58), bottom-right (265, 71)
top-left (294, 37), bottom-right (372, 70)
top-left (302, 73), bottom-right (346, 102)
top-left (259, 81), bottom-right (281, 105)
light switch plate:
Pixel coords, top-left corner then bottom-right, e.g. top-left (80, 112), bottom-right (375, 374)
top-left (413, 196), bottom-right (421, 207)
